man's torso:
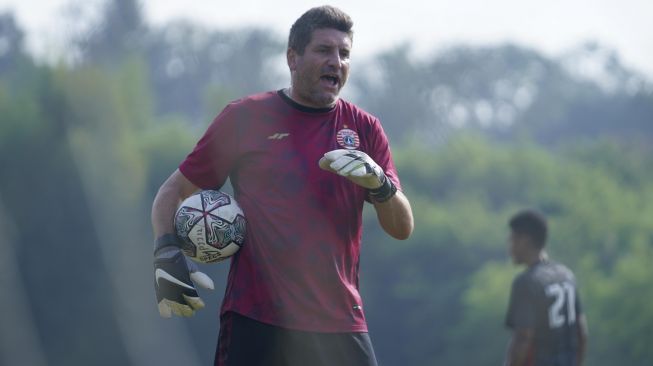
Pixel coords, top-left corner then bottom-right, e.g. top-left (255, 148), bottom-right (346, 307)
top-left (507, 260), bottom-right (583, 365)
top-left (180, 91), bottom-right (400, 332)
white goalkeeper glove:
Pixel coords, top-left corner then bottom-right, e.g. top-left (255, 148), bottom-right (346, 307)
top-left (154, 234), bottom-right (214, 318)
top-left (319, 149), bottom-right (397, 202)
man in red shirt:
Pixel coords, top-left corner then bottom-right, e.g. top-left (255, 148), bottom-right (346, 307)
top-left (152, 6), bottom-right (414, 365)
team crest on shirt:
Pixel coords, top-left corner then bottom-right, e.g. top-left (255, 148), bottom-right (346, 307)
top-left (336, 128), bottom-right (360, 149)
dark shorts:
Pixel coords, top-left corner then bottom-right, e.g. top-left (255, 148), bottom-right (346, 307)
top-left (215, 312), bottom-right (378, 366)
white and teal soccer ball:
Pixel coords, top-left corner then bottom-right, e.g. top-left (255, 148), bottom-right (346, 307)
top-left (174, 190), bottom-right (246, 263)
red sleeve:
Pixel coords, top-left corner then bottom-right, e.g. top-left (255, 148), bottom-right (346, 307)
top-left (179, 103), bottom-right (240, 189)
top-left (366, 118), bottom-right (402, 192)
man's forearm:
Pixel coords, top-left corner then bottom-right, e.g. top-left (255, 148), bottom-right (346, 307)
top-left (576, 316), bottom-right (588, 366)
top-left (152, 169), bottom-right (199, 238)
top-left (505, 331), bottom-right (533, 366)
top-left (577, 340), bottom-right (586, 366)
top-left (373, 190), bottom-right (413, 240)
top-left (152, 184), bottom-right (183, 238)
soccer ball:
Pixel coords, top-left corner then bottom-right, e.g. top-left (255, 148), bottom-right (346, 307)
top-left (174, 190), bottom-right (246, 263)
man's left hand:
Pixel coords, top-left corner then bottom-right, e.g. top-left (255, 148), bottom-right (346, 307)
top-left (319, 149), bottom-right (385, 189)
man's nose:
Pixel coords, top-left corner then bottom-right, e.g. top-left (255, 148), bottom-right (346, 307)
top-left (326, 50), bottom-right (342, 68)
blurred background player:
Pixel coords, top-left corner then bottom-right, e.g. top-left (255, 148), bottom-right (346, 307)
top-left (151, 5), bottom-right (414, 366)
top-left (504, 210), bottom-right (588, 366)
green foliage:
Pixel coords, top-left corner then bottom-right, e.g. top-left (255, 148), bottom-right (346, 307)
top-left (362, 134), bottom-right (653, 365)
top-left (445, 262), bottom-right (518, 364)
top-left (139, 116), bottom-right (198, 198)
top-left (56, 61), bottom-right (149, 202)
top-left (0, 57), bottom-right (132, 365)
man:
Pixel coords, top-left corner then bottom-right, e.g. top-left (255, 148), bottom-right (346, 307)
top-left (504, 210), bottom-right (588, 366)
top-left (151, 5), bottom-right (413, 366)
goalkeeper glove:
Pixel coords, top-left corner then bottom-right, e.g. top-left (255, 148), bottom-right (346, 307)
top-left (319, 149), bottom-right (397, 202)
top-left (154, 234), bottom-right (214, 318)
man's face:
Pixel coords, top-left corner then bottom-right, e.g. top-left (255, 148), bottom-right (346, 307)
top-left (509, 231), bottom-right (529, 264)
top-left (287, 28), bottom-right (352, 108)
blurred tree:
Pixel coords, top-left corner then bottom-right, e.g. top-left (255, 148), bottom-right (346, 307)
top-left (362, 136), bottom-right (653, 366)
top-left (351, 43), bottom-right (440, 142)
top-left (144, 22), bottom-right (283, 123)
top-left (0, 12), bottom-right (26, 74)
top-left (77, 0), bottom-right (146, 65)
top-left (0, 62), bottom-right (131, 365)
top-left (352, 43), bottom-right (653, 149)
top-left (56, 59), bottom-right (207, 365)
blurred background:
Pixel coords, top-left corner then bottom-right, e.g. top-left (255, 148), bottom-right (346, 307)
top-left (0, 0), bottom-right (652, 365)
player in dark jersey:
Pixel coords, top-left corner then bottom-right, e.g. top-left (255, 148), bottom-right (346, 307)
top-left (151, 5), bottom-right (414, 366)
top-left (504, 210), bottom-right (588, 366)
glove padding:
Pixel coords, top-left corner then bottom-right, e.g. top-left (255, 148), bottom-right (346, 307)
top-left (154, 246), bottom-right (214, 318)
top-left (319, 149), bottom-right (385, 189)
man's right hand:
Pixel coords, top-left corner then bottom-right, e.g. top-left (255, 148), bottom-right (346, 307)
top-left (154, 235), bottom-right (214, 318)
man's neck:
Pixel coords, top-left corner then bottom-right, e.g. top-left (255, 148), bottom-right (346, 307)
top-left (524, 251), bottom-right (547, 267)
top-left (285, 87), bottom-right (338, 109)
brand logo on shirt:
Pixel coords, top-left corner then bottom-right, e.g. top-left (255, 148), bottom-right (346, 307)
top-left (336, 128), bottom-right (360, 149)
top-left (268, 132), bottom-right (290, 140)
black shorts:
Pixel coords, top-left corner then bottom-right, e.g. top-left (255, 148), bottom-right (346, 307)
top-left (215, 311), bottom-right (378, 366)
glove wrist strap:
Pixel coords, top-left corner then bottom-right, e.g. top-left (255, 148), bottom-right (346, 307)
top-left (154, 233), bottom-right (183, 254)
top-left (368, 174), bottom-right (397, 203)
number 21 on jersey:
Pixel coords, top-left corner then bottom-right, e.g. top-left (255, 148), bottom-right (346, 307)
top-left (545, 282), bottom-right (576, 328)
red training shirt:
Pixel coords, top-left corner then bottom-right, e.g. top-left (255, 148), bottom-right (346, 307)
top-left (179, 90), bottom-right (401, 332)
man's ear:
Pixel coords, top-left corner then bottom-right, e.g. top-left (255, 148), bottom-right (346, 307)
top-left (287, 48), bottom-right (297, 71)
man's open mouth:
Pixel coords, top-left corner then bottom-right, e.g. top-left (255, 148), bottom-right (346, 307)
top-left (321, 74), bottom-right (340, 87)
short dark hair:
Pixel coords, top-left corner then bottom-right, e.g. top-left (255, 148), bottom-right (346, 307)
top-left (288, 5), bottom-right (354, 54)
top-left (509, 209), bottom-right (548, 249)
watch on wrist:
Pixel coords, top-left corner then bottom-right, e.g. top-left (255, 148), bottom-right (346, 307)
top-left (368, 175), bottom-right (397, 203)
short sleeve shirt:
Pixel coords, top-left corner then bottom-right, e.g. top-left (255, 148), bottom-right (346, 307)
top-left (179, 90), bottom-right (401, 332)
top-left (505, 260), bottom-right (584, 364)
